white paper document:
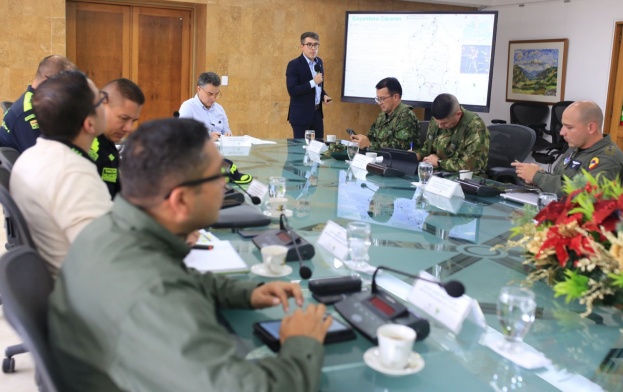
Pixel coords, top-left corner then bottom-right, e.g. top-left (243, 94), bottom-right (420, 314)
top-left (184, 241), bottom-right (249, 274)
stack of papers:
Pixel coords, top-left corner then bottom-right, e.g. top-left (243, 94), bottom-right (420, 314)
top-left (184, 230), bottom-right (249, 274)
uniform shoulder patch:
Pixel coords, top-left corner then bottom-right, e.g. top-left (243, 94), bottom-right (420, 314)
top-left (588, 157), bottom-right (599, 170)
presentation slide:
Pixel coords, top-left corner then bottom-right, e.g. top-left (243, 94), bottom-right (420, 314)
top-left (341, 11), bottom-right (498, 112)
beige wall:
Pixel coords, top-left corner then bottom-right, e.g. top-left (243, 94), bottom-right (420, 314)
top-left (1, 0), bottom-right (470, 139)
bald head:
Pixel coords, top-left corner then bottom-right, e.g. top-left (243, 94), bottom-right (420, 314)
top-left (560, 100), bottom-right (604, 149)
top-left (33, 55), bottom-right (78, 88)
top-left (567, 101), bottom-right (603, 132)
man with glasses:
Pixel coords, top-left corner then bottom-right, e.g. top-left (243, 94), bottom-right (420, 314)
top-left (49, 118), bottom-right (332, 392)
top-left (286, 31), bottom-right (332, 139)
top-left (350, 77), bottom-right (420, 151)
top-left (90, 78), bottom-right (145, 199)
top-left (10, 70), bottom-right (113, 276)
top-left (416, 93), bottom-right (489, 174)
top-left (179, 72), bottom-right (231, 141)
top-left (0, 54), bottom-right (77, 152)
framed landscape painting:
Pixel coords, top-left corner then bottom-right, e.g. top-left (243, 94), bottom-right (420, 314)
top-left (506, 39), bottom-right (568, 104)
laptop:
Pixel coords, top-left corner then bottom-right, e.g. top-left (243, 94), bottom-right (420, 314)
top-left (500, 192), bottom-right (539, 207)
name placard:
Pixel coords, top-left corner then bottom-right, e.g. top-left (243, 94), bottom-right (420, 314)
top-left (306, 152), bottom-right (324, 164)
top-left (220, 146), bottom-right (251, 156)
top-left (407, 271), bottom-right (472, 334)
top-left (317, 220), bottom-right (349, 260)
top-left (350, 154), bottom-right (372, 170)
top-left (307, 140), bottom-right (328, 154)
top-left (246, 179), bottom-right (268, 201)
top-left (221, 136), bottom-right (252, 147)
top-left (424, 176), bottom-right (465, 199)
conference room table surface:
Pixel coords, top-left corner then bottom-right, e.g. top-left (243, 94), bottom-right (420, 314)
top-left (213, 139), bottom-right (622, 392)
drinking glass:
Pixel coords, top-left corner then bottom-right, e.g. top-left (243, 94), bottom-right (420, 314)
top-left (418, 162), bottom-right (433, 185)
top-left (268, 176), bottom-right (286, 198)
top-left (304, 130), bottom-right (315, 146)
top-left (347, 141), bottom-right (359, 161)
top-left (537, 193), bottom-right (557, 211)
top-left (497, 286), bottom-right (536, 350)
top-left (347, 221), bottom-right (371, 270)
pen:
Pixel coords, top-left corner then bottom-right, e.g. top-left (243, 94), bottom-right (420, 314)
top-left (193, 245), bottom-right (214, 250)
top-left (410, 142), bottom-right (413, 150)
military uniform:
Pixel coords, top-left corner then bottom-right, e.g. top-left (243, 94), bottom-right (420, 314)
top-left (90, 135), bottom-right (120, 199)
top-left (0, 86), bottom-right (40, 152)
top-left (367, 103), bottom-right (420, 151)
top-left (533, 135), bottom-right (623, 196)
top-left (417, 107), bottom-right (489, 173)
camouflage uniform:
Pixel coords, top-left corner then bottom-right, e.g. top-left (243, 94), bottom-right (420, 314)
top-left (366, 103), bottom-right (420, 151)
top-left (417, 107), bottom-right (489, 173)
top-left (533, 135), bottom-right (623, 196)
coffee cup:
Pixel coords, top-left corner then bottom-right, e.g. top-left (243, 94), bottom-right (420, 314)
top-left (267, 197), bottom-right (288, 216)
top-left (376, 324), bottom-right (416, 369)
top-left (326, 134), bottom-right (336, 143)
top-left (366, 152), bottom-right (377, 161)
top-left (260, 245), bottom-right (288, 274)
top-left (459, 170), bottom-right (473, 180)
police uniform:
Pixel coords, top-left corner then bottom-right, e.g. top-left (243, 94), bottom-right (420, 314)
top-left (90, 135), bottom-right (121, 199)
top-left (366, 103), bottom-right (421, 151)
top-left (417, 107), bottom-right (489, 173)
top-left (0, 86), bottom-right (41, 152)
top-left (533, 135), bottom-right (623, 195)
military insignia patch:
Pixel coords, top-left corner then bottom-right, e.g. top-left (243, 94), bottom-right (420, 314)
top-left (588, 157), bottom-right (599, 170)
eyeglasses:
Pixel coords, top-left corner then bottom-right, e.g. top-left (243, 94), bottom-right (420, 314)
top-left (164, 172), bottom-right (229, 199)
top-left (94, 90), bottom-right (109, 109)
top-left (374, 95), bottom-right (394, 104)
top-left (199, 87), bottom-right (222, 99)
top-left (303, 43), bottom-right (320, 49)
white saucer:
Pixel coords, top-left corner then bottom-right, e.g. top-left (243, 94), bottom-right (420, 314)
top-left (250, 263), bottom-right (293, 278)
top-left (263, 209), bottom-right (293, 219)
top-left (363, 347), bottom-right (425, 377)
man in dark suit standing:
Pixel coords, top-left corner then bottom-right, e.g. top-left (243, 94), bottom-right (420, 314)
top-left (286, 31), bottom-right (332, 139)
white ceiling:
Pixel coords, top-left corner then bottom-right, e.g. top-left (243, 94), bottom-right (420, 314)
top-left (403, 0), bottom-right (559, 8)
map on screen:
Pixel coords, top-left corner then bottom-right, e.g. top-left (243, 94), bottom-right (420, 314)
top-left (342, 11), bottom-right (498, 112)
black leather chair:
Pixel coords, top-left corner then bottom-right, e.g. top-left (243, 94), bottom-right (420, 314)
top-left (0, 147), bottom-right (20, 171)
top-left (0, 183), bottom-right (36, 373)
top-left (531, 101), bottom-right (574, 166)
top-left (419, 120), bottom-right (429, 147)
top-left (0, 246), bottom-right (69, 391)
top-left (487, 124), bottom-right (537, 184)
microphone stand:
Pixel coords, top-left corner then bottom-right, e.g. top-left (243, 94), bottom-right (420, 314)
top-left (231, 181), bottom-right (261, 205)
top-left (371, 266), bottom-right (464, 298)
top-left (280, 214), bottom-right (312, 279)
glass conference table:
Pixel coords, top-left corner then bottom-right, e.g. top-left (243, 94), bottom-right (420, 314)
top-left (212, 139), bottom-right (622, 391)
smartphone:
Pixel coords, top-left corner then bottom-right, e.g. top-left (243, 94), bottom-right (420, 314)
top-left (346, 129), bottom-right (356, 136)
top-left (253, 317), bottom-right (356, 352)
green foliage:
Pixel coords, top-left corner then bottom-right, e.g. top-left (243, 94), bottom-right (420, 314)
top-left (608, 272), bottom-right (623, 289)
top-left (553, 270), bottom-right (589, 303)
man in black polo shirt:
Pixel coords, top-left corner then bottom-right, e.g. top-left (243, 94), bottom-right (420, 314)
top-left (90, 78), bottom-right (145, 198)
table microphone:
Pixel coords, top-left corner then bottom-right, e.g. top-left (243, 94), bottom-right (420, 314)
top-left (279, 214), bottom-right (312, 279)
top-left (231, 181), bottom-right (261, 205)
top-left (371, 266), bottom-right (465, 298)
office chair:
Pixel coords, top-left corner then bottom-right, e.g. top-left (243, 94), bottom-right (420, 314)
top-left (0, 184), bottom-right (36, 373)
top-left (0, 147), bottom-right (20, 171)
top-left (531, 101), bottom-right (574, 166)
top-left (0, 246), bottom-right (69, 391)
top-left (0, 101), bottom-right (12, 114)
top-left (419, 120), bottom-right (429, 147)
top-left (487, 124), bottom-right (536, 184)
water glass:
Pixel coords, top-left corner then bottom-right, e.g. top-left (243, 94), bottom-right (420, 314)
top-left (268, 176), bottom-right (286, 198)
top-left (418, 162), bottom-right (433, 185)
top-left (497, 286), bottom-right (536, 345)
top-left (304, 130), bottom-right (315, 145)
top-left (347, 221), bottom-right (371, 269)
top-left (347, 141), bottom-right (359, 161)
top-left (537, 192), bottom-right (557, 211)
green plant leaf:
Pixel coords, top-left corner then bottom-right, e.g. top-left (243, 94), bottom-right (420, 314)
top-left (608, 272), bottom-right (623, 289)
top-left (553, 270), bottom-right (589, 303)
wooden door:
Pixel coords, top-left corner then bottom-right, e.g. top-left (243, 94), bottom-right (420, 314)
top-left (605, 22), bottom-right (623, 149)
top-left (66, 1), bottom-right (192, 122)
